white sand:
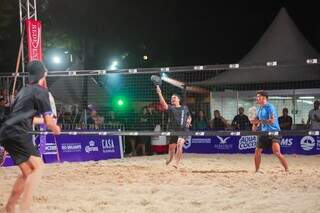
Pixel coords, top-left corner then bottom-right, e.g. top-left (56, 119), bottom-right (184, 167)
top-left (1, 154), bottom-right (320, 213)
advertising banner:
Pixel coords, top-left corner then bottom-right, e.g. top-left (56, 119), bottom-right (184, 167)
top-left (26, 19), bottom-right (43, 62)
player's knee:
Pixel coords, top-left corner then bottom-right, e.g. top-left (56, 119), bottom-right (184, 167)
top-left (273, 151), bottom-right (282, 158)
top-left (169, 145), bottom-right (175, 151)
top-left (255, 148), bottom-right (262, 154)
top-left (20, 165), bottom-right (33, 178)
top-left (28, 156), bottom-right (44, 171)
top-left (176, 145), bottom-right (182, 151)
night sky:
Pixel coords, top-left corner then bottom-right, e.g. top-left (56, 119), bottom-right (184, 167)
top-left (0, 1), bottom-right (319, 71)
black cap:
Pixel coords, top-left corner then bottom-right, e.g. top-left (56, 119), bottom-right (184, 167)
top-left (27, 61), bottom-right (47, 83)
top-left (256, 90), bottom-right (269, 99)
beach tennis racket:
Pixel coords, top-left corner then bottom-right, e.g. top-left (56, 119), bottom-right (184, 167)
top-left (48, 92), bottom-right (61, 162)
top-left (248, 106), bottom-right (257, 121)
top-left (48, 92), bottom-right (57, 118)
top-left (151, 75), bottom-right (162, 86)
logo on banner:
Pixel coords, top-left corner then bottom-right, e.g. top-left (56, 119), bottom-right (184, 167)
top-left (44, 142), bottom-right (58, 154)
top-left (280, 138), bottom-right (293, 148)
top-left (191, 138), bottom-right (211, 144)
top-left (102, 139), bottom-right (115, 153)
top-left (85, 140), bottom-right (99, 153)
top-left (238, 136), bottom-right (257, 150)
top-left (300, 136), bottom-right (315, 151)
top-left (214, 136), bottom-right (232, 150)
top-left (61, 143), bottom-right (82, 153)
top-left (30, 23), bottom-right (41, 48)
top-left (183, 136), bottom-right (192, 149)
top-left (26, 19), bottom-right (42, 61)
top-left (217, 136), bottom-right (230, 144)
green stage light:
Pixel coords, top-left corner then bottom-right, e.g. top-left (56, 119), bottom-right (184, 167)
top-left (117, 99), bottom-right (124, 106)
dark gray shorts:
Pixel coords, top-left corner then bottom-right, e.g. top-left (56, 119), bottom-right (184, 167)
top-left (167, 128), bottom-right (189, 144)
top-left (167, 136), bottom-right (188, 144)
top-left (0, 135), bottom-right (40, 165)
top-left (257, 135), bottom-right (281, 150)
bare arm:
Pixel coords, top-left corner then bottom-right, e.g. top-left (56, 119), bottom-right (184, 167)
top-left (33, 116), bottom-right (44, 125)
top-left (156, 85), bottom-right (168, 110)
top-left (253, 111), bottom-right (275, 127)
top-left (44, 114), bottom-right (61, 135)
top-left (260, 114), bottom-right (275, 125)
top-left (251, 117), bottom-right (261, 131)
top-left (186, 115), bottom-right (192, 128)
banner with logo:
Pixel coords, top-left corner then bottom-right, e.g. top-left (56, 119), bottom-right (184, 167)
top-left (55, 135), bottom-right (122, 162)
top-left (26, 19), bottom-right (43, 62)
top-left (296, 135), bottom-right (320, 155)
top-left (2, 135), bottom-right (123, 166)
top-left (184, 135), bottom-right (320, 155)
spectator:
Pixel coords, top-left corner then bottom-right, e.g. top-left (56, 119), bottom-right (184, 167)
top-left (231, 107), bottom-right (251, 130)
top-left (278, 108), bottom-right (293, 130)
top-left (307, 100), bottom-right (320, 130)
top-left (0, 96), bottom-right (10, 125)
top-left (193, 110), bottom-right (209, 130)
top-left (70, 105), bottom-right (81, 125)
top-left (106, 111), bottom-right (117, 125)
top-left (210, 110), bottom-right (228, 130)
top-left (125, 112), bottom-right (139, 156)
top-left (87, 109), bottom-right (104, 129)
top-left (1, 89), bottom-right (9, 106)
top-left (137, 107), bottom-right (155, 156)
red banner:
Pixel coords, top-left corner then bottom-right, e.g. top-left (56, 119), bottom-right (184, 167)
top-left (26, 19), bottom-right (43, 62)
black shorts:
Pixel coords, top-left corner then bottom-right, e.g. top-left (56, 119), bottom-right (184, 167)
top-left (0, 135), bottom-right (40, 165)
top-left (167, 136), bottom-right (188, 144)
top-left (167, 128), bottom-right (189, 144)
top-left (257, 135), bottom-right (281, 150)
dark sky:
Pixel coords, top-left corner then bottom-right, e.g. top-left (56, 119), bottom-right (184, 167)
top-left (0, 0), bottom-right (319, 70)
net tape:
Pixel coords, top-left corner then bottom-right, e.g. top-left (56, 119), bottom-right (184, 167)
top-left (0, 59), bottom-right (319, 77)
top-left (29, 130), bottom-right (320, 137)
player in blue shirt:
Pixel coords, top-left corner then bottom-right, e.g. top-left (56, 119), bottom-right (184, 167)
top-left (251, 90), bottom-right (288, 172)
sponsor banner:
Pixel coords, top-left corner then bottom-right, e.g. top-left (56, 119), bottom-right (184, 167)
top-left (2, 156), bottom-right (15, 167)
top-left (184, 135), bottom-right (320, 155)
top-left (296, 136), bottom-right (320, 155)
top-left (56, 135), bottom-right (121, 162)
top-left (237, 135), bottom-right (257, 153)
top-left (2, 135), bottom-right (122, 166)
top-left (279, 137), bottom-right (297, 154)
top-left (184, 136), bottom-right (213, 153)
top-left (38, 125), bottom-right (47, 154)
top-left (184, 136), bottom-right (254, 154)
top-left (26, 19), bottom-right (43, 62)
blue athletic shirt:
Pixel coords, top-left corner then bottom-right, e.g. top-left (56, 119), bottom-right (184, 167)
top-left (257, 102), bottom-right (280, 132)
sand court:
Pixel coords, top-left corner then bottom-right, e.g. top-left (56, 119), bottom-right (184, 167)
top-left (1, 154), bottom-right (319, 213)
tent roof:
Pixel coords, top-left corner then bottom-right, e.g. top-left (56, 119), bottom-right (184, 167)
top-left (192, 8), bottom-right (320, 86)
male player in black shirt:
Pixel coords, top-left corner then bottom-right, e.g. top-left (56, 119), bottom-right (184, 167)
top-left (0, 61), bottom-right (60, 213)
top-left (156, 85), bottom-right (191, 169)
